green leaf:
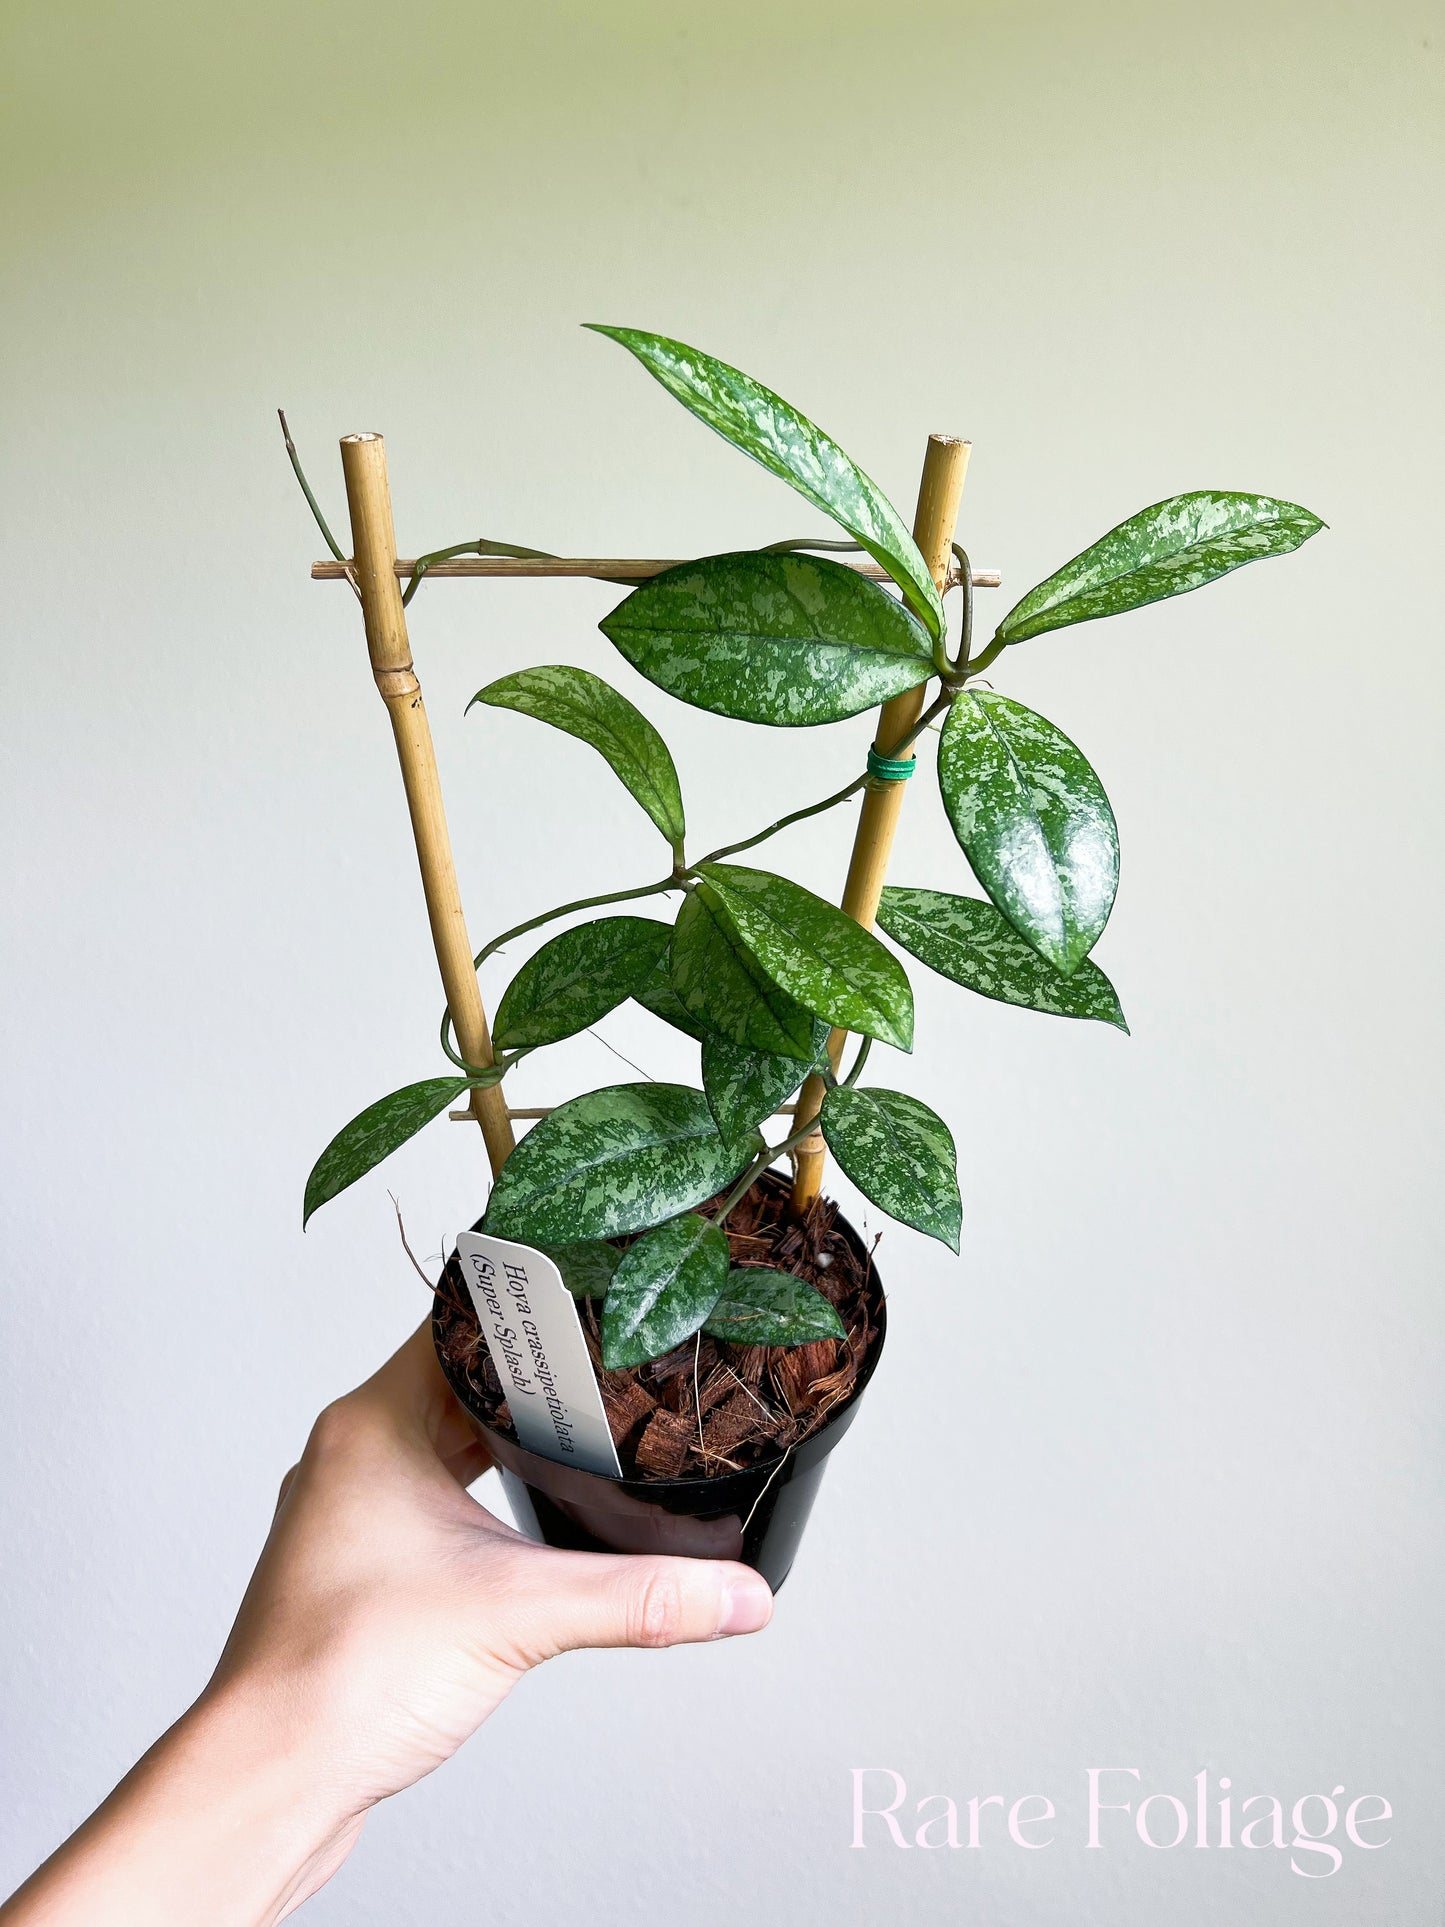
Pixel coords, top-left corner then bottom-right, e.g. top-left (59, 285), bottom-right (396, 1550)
top-left (703, 1267), bottom-right (846, 1347)
top-left (483, 1082), bottom-right (748, 1245)
top-left (470, 664), bottom-right (685, 851)
top-left (587, 324), bottom-right (944, 638)
top-left (937, 692), bottom-right (1118, 976)
top-left (544, 1239), bottom-right (622, 1300)
top-left (697, 862), bottom-right (914, 1051)
top-left (492, 916), bottom-right (671, 1051)
top-left (996, 491), bottom-right (1325, 646)
top-left (599, 551), bottom-right (934, 727)
top-left (632, 950), bottom-right (711, 1042)
top-left (304, 1074), bottom-right (494, 1227)
top-left (820, 1085), bottom-right (962, 1252)
top-left (601, 1213), bottom-right (730, 1368)
top-left (701, 1020), bottom-right (831, 1151)
top-left (877, 887), bottom-right (1128, 1032)
top-left (669, 885), bottom-right (821, 1061)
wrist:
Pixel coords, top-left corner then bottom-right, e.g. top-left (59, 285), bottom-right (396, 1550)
top-left (3, 1673), bottom-right (364, 1927)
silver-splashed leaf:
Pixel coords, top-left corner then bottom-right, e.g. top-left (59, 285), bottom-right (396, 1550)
top-left (937, 692), bottom-right (1118, 976)
top-left (703, 1268), bottom-right (846, 1348)
top-left (632, 950), bottom-right (712, 1042)
top-left (820, 1085), bottom-right (962, 1252)
top-left (670, 885), bottom-right (822, 1061)
top-left (600, 550), bottom-right (934, 727)
top-left (587, 324), bottom-right (944, 638)
top-left (878, 887), bottom-right (1127, 1031)
top-left (996, 491), bottom-right (1325, 645)
top-left (492, 916), bottom-right (671, 1051)
top-left (697, 862), bottom-right (914, 1051)
top-left (701, 1019), bottom-right (832, 1151)
top-left (543, 1239), bottom-right (623, 1300)
top-left (304, 1074), bottom-right (492, 1227)
top-left (470, 664), bottom-right (685, 851)
top-left (601, 1214), bottom-right (730, 1368)
top-left (482, 1083), bottom-right (749, 1245)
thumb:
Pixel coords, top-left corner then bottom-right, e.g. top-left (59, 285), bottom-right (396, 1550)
top-left (496, 1543), bottom-right (774, 1662)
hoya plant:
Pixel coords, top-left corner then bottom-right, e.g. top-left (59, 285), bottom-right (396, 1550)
top-left (299, 326), bottom-right (1322, 1376)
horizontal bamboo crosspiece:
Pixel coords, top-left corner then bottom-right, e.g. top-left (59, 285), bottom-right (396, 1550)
top-left (314, 555), bottom-right (1000, 588)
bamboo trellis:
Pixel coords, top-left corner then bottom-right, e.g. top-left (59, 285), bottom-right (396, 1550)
top-left (320, 432), bottom-right (981, 1213)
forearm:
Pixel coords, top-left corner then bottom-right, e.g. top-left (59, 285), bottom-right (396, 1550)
top-left (1, 1676), bottom-right (361, 1927)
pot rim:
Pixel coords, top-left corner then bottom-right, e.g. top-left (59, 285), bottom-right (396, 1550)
top-left (432, 1191), bottom-right (887, 1496)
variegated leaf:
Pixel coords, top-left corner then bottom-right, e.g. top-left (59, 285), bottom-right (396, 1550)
top-left (632, 950), bottom-right (712, 1042)
top-left (937, 692), bottom-right (1118, 976)
top-left (492, 916), bottom-right (671, 1051)
top-left (701, 1019), bottom-right (831, 1151)
top-left (470, 664), bottom-right (685, 853)
top-left (878, 887), bottom-right (1127, 1031)
top-left (703, 1268), bottom-right (846, 1347)
top-left (698, 862), bottom-right (914, 1051)
top-left (996, 491), bottom-right (1325, 646)
top-left (587, 324), bottom-right (944, 637)
top-left (599, 551), bottom-right (934, 727)
top-left (544, 1239), bottom-right (623, 1300)
top-left (820, 1085), bottom-right (962, 1251)
top-left (601, 1213), bottom-right (730, 1368)
top-left (482, 1083), bottom-right (748, 1245)
top-left (304, 1073), bottom-right (498, 1227)
top-left (669, 885), bottom-right (821, 1061)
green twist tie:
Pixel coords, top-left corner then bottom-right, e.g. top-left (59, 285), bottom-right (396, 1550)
top-left (866, 747), bottom-right (916, 783)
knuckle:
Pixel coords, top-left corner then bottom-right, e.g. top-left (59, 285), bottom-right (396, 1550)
top-left (629, 1568), bottom-right (686, 1648)
top-left (305, 1394), bottom-right (364, 1461)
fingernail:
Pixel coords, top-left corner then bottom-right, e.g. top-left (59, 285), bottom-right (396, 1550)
top-left (715, 1573), bottom-right (774, 1638)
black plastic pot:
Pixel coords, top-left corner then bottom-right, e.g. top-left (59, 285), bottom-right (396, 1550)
top-left (433, 1213), bottom-right (885, 1593)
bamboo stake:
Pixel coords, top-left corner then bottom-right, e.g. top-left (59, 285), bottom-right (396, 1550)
top-left (790, 434), bottom-right (971, 1213)
top-left (339, 433), bottom-right (516, 1176)
top-left (312, 554), bottom-right (999, 587)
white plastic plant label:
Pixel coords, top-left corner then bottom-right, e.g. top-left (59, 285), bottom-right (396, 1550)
top-left (454, 1230), bottom-right (622, 1479)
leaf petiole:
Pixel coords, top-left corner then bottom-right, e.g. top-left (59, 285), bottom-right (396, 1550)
top-left (842, 1034), bottom-right (872, 1087)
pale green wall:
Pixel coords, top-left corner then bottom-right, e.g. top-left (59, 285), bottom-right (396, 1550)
top-left (3, 3), bottom-right (1442, 1921)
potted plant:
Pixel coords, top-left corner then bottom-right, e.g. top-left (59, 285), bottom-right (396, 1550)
top-left (291, 327), bottom-right (1322, 1589)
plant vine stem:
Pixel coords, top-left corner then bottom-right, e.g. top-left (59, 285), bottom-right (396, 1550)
top-left (716, 1116), bottom-right (826, 1227)
top-left (277, 410), bottom-right (347, 564)
top-left (473, 875), bottom-right (679, 970)
top-left (448, 689), bottom-right (952, 1089)
top-left (402, 536), bottom-right (560, 607)
top-left (466, 673), bottom-right (945, 983)
top-left (695, 688), bottom-right (956, 869)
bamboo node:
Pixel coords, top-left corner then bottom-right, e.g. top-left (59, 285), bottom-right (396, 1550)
top-left (373, 666), bottom-right (419, 699)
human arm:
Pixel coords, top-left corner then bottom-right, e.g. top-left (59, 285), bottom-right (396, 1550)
top-left (1, 1320), bottom-right (773, 1925)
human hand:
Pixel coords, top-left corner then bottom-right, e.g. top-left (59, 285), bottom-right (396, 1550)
top-left (3, 1319), bottom-right (773, 1926)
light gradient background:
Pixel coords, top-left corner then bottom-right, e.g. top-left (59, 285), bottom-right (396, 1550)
top-left (2, 1), bottom-right (1441, 1920)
